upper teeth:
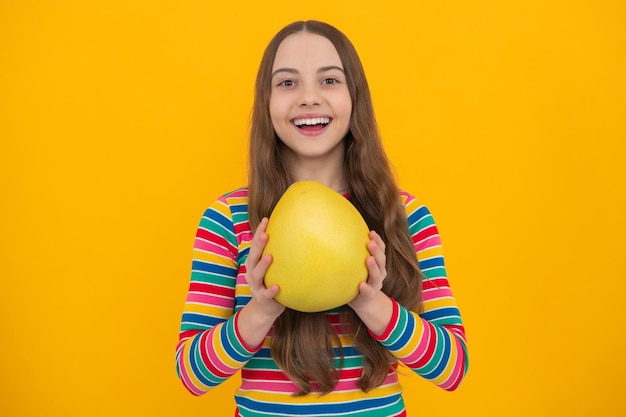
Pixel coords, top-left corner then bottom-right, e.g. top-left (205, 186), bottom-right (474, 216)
top-left (294, 117), bottom-right (330, 126)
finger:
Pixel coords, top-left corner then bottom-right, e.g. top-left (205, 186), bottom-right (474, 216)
top-left (247, 218), bottom-right (269, 267)
top-left (367, 238), bottom-right (386, 271)
top-left (265, 283), bottom-right (280, 299)
top-left (369, 230), bottom-right (386, 253)
top-left (246, 253), bottom-right (272, 290)
top-left (367, 253), bottom-right (385, 275)
top-left (255, 253), bottom-right (273, 280)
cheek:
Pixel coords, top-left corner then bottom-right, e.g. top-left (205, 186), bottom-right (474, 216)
top-left (336, 91), bottom-right (352, 118)
top-left (339, 98), bottom-right (352, 125)
top-left (268, 97), bottom-right (285, 125)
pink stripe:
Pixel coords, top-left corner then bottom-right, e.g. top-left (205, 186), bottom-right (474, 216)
top-left (400, 191), bottom-right (414, 204)
top-left (242, 373), bottom-right (399, 393)
top-left (440, 344), bottom-right (465, 390)
top-left (194, 239), bottom-right (233, 259)
top-left (332, 373), bottom-right (398, 392)
top-left (237, 231), bottom-right (253, 245)
top-left (227, 188), bottom-right (248, 198)
top-left (415, 235), bottom-right (442, 252)
top-left (401, 320), bottom-right (431, 365)
top-left (206, 330), bottom-right (239, 375)
top-left (422, 287), bottom-right (454, 302)
top-left (242, 380), bottom-right (300, 393)
top-left (186, 293), bottom-right (233, 308)
top-left (177, 350), bottom-right (205, 395)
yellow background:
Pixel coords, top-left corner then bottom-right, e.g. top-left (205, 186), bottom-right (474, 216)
top-left (2, 1), bottom-right (625, 416)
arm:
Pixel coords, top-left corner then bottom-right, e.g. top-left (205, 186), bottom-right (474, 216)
top-left (350, 194), bottom-right (468, 391)
top-left (175, 197), bottom-right (259, 395)
top-left (376, 195), bottom-right (469, 391)
top-left (175, 201), bottom-right (284, 396)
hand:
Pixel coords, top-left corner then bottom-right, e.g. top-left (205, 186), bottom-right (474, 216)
top-left (347, 230), bottom-right (393, 336)
top-left (244, 217), bottom-right (286, 319)
top-left (348, 230), bottom-right (388, 310)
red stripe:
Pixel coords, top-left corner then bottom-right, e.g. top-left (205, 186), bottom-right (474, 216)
top-left (242, 367), bottom-right (364, 381)
top-left (422, 277), bottom-right (450, 290)
top-left (234, 311), bottom-right (263, 353)
top-left (445, 357), bottom-right (465, 391)
top-left (198, 330), bottom-right (232, 378)
top-left (371, 300), bottom-right (398, 341)
top-left (189, 282), bottom-right (235, 298)
top-left (233, 222), bottom-right (251, 235)
top-left (242, 369), bottom-right (290, 381)
top-left (412, 224), bottom-right (438, 243)
top-left (414, 324), bottom-right (437, 368)
top-left (196, 229), bottom-right (237, 257)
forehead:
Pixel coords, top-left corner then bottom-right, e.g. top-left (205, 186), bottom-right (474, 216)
top-left (272, 32), bottom-right (343, 71)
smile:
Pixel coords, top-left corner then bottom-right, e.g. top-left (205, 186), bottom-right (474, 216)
top-left (293, 117), bottom-right (331, 128)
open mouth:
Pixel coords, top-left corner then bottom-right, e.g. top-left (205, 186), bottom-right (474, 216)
top-left (293, 117), bottom-right (331, 130)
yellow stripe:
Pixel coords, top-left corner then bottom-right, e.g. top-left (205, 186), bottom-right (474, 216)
top-left (236, 283), bottom-right (252, 296)
top-left (181, 341), bottom-right (210, 390)
top-left (184, 303), bottom-right (232, 318)
top-left (429, 336), bottom-right (458, 385)
top-left (211, 328), bottom-right (248, 368)
top-left (422, 297), bottom-right (457, 312)
top-left (392, 313), bottom-right (423, 357)
top-left (403, 195), bottom-right (419, 214)
top-left (236, 381), bottom-right (403, 404)
top-left (211, 200), bottom-right (233, 217)
top-left (228, 196), bottom-right (248, 205)
top-left (416, 246), bottom-right (443, 261)
top-left (193, 249), bottom-right (235, 266)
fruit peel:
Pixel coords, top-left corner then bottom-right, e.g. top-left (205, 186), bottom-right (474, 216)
top-left (262, 181), bottom-right (370, 312)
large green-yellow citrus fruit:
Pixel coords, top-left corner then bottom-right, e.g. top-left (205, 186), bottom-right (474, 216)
top-left (262, 180), bottom-right (370, 312)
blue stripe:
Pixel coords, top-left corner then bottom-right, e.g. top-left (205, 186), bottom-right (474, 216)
top-left (385, 308), bottom-right (414, 351)
top-left (421, 307), bottom-right (461, 321)
top-left (421, 307), bottom-right (460, 322)
top-left (189, 333), bottom-right (220, 387)
top-left (407, 205), bottom-right (430, 226)
top-left (251, 345), bottom-right (362, 359)
top-left (182, 313), bottom-right (223, 328)
top-left (250, 347), bottom-right (273, 358)
top-left (204, 208), bottom-right (233, 232)
top-left (422, 327), bottom-right (451, 380)
top-left (191, 260), bottom-right (236, 276)
top-left (221, 321), bottom-right (253, 363)
top-left (236, 246), bottom-right (250, 264)
top-left (418, 256), bottom-right (445, 270)
top-left (236, 393), bottom-right (399, 414)
top-left (230, 203), bottom-right (248, 214)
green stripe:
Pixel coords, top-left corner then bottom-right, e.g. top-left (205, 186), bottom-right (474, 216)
top-left (190, 270), bottom-right (236, 286)
top-left (385, 305), bottom-right (409, 345)
top-left (418, 326), bottom-right (447, 375)
top-left (422, 266), bottom-right (447, 279)
top-left (411, 212), bottom-right (435, 232)
top-left (246, 358), bottom-right (282, 370)
top-left (226, 317), bottom-right (253, 358)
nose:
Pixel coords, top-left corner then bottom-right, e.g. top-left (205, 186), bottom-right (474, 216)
top-left (297, 83), bottom-right (321, 107)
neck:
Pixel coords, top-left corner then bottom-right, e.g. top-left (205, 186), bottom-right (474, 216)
top-left (285, 156), bottom-right (348, 194)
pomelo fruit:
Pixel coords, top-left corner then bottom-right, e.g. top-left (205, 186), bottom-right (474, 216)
top-left (262, 180), bottom-right (370, 312)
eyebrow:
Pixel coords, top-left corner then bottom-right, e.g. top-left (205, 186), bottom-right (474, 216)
top-left (271, 65), bottom-right (345, 79)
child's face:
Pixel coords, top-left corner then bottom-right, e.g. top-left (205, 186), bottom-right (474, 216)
top-left (269, 32), bottom-right (352, 165)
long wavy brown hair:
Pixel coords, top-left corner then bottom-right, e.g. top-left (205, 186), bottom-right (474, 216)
top-left (248, 20), bottom-right (423, 395)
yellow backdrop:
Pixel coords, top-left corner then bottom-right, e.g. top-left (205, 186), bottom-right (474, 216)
top-left (2, 1), bottom-right (625, 416)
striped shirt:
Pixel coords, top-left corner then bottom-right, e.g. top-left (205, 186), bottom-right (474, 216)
top-left (175, 187), bottom-right (469, 416)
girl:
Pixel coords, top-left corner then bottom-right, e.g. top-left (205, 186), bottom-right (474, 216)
top-left (176, 20), bottom-right (469, 416)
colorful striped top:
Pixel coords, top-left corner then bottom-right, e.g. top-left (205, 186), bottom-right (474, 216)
top-left (175, 187), bottom-right (469, 416)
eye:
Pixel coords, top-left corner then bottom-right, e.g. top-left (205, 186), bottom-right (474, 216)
top-left (322, 78), bottom-right (338, 85)
top-left (277, 79), bottom-right (295, 87)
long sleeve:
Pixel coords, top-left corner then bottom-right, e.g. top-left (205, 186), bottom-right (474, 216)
top-left (371, 193), bottom-right (469, 391)
top-left (175, 194), bottom-right (259, 395)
